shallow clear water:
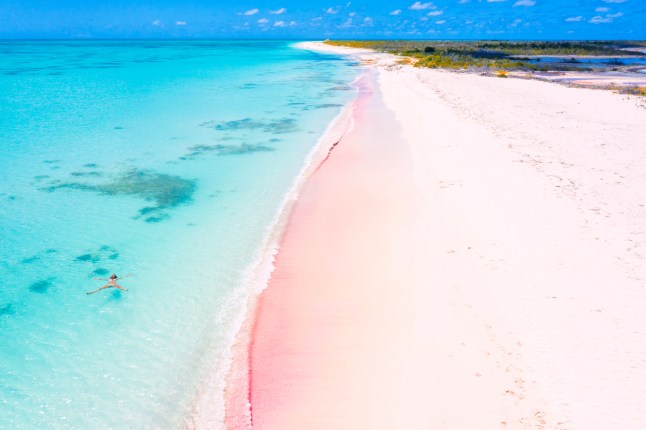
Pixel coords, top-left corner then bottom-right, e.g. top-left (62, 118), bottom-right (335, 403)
top-left (0, 40), bottom-right (358, 429)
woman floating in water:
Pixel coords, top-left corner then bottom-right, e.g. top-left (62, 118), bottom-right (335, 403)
top-left (86, 273), bottom-right (132, 295)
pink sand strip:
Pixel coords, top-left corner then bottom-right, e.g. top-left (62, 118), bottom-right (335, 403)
top-left (227, 72), bottom-right (418, 429)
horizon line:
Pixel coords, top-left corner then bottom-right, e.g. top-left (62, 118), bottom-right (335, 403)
top-left (1, 37), bottom-right (645, 42)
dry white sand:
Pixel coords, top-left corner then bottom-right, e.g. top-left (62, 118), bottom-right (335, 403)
top-left (377, 54), bottom-right (646, 430)
top-left (242, 42), bottom-right (646, 430)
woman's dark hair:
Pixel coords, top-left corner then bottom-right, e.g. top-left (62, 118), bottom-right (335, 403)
top-left (110, 273), bottom-right (117, 279)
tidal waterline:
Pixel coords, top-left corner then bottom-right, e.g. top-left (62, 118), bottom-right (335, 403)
top-left (0, 40), bottom-right (358, 429)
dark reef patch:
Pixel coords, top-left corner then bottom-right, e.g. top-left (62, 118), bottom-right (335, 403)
top-left (29, 279), bottom-right (53, 294)
top-left (100, 245), bottom-right (120, 260)
top-left (21, 256), bottom-right (40, 264)
top-left (214, 118), bottom-right (264, 131)
top-left (83, 163), bottom-right (98, 168)
top-left (180, 143), bottom-right (274, 160)
top-left (205, 117), bottom-right (298, 134)
top-left (70, 171), bottom-right (103, 177)
top-left (92, 268), bottom-right (110, 277)
top-left (41, 168), bottom-right (196, 222)
top-left (216, 143), bottom-right (274, 156)
top-left (109, 290), bottom-right (123, 300)
top-left (137, 207), bottom-right (158, 216)
top-left (144, 214), bottom-right (170, 223)
top-left (302, 103), bottom-right (344, 111)
top-left (0, 304), bottom-right (15, 316)
top-left (315, 103), bottom-right (343, 109)
top-left (76, 246), bottom-right (119, 265)
top-left (76, 253), bottom-right (101, 263)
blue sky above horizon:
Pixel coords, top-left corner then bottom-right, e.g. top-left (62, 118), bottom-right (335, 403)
top-left (0, 0), bottom-right (644, 40)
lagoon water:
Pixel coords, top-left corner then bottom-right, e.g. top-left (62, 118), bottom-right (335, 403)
top-left (526, 55), bottom-right (646, 68)
top-left (0, 40), bottom-right (357, 429)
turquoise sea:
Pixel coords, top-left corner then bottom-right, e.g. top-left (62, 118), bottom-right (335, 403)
top-left (0, 40), bottom-right (357, 429)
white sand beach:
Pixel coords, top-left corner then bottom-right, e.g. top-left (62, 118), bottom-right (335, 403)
top-left (226, 42), bottom-right (646, 430)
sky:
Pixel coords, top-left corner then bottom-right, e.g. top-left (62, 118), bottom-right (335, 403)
top-left (0, 0), bottom-right (644, 40)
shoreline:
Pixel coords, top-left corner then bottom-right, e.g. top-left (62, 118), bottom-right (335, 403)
top-left (187, 66), bottom-right (362, 429)
top-left (224, 42), bottom-right (646, 429)
top-left (220, 85), bottom-right (362, 430)
top-left (233, 65), bottom-right (419, 429)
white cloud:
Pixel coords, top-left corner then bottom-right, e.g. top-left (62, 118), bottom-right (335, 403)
top-left (243, 8), bottom-right (259, 16)
top-left (270, 8), bottom-right (286, 14)
top-left (257, 18), bottom-right (269, 24)
top-left (349, 12), bottom-right (356, 16)
top-left (427, 10), bottom-right (443, 16)
top-left (289, 21), bottom-right (297, 26)
top-left (363, 17), bottom-right (374, 25)
top-left (175, 21), bottom-right (187, 26)
top-left (595, 7), bottom-right (610, 12)
top-left (565, 16), bottom-right (583, 22)
top-left (589, 15), bottom-right (611, 23)
top-left (409, 2), bottom-right (435, 10)
top-left (390, 9), bottom-right (402, 15)
top-left (274, 20), bottom-right (286, 27)
top-left (151, 20), bottom-right (161, 26)
top-left (487, 0), bottom-right (507, 3)
top-left (589, 12), bottom-right (622, 24)
top-left (602, 0), bottom-right (626, 3)
top-left (326, 7), bottom-right (339, 14)
top-left (513, 0), bottom-right (535, 6)
top-left (459, 0), bottom-right (470, 3)
top-left (435, 20), bottom-right (446, 24)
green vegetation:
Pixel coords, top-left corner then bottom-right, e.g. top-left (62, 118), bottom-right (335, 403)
top-left (621, 86), bottom-right (646, 97)
top-left (325, 40), bottom-right (646, 71)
